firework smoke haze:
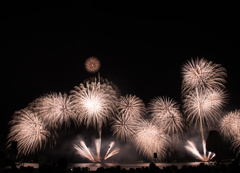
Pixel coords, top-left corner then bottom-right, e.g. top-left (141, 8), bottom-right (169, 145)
top-left (183, 88), bottom-right (227, 130)
top-left (148, 96), bottom-right (184, 139)
top-left (181, 57), bottom-right (227, 95)
top-left (111, 95), bottom-right (146, 142)
top-left (133, 119), bottom-right (171, 161)
top-left (29, 93), bottom-right (77, 130)
top-left (70, 80), bottom-right (117, 130)
top-left (220, 110), bottom-right (240, 155)
top-left (7, 109), bottom-right (50, 156)
top-left (85, 56), bottom-right (101, 73)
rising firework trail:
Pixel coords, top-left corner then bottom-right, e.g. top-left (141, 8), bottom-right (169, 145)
top-left (7, 108), bottom-right (50, 156)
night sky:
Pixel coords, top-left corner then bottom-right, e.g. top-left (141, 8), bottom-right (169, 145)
top-left (1, 2), bottom-right (239, 162)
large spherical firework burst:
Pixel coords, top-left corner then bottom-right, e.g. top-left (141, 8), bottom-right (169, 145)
top-left (70, 80), bottom-right (117, 129)
top-left (31, 92), bottom-right (77, 129)
top-left (219, 110), bottom-right (240, 155)
top-left (183, 88), bottom-right (227, 130)
top-left (7, 108), bottom-right (50, 156)
top-left (148, 96), bottom-right (184, 138)
top-left (133, 119), bottom-right (171, 161)
top-left (181, 57), bottom-right (227, 95)
top-left (85, 56), bottom-right (101, 73)
top-left (111, 95), bottom-right (146, 142)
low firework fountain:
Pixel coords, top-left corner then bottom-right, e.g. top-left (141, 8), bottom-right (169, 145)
top-left (74, 139), bottom-right (120, 162)
top-left (185, 140), bottom-right (215, 161)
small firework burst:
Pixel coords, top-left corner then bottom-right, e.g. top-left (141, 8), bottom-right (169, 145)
top-left (7, 108), bottom-right (50, 156)
top-left (85, 56), bottom-right (101, 73)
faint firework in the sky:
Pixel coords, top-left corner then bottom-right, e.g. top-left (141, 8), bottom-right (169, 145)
top-left (85, 56), bottom-right (101, 73)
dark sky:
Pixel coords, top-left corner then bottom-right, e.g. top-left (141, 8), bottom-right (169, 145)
top-left (1, 2), bottom-right (240, 162)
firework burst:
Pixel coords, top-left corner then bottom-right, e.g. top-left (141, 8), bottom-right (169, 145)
top-left (111, 95), bottom-right (146, 142)
top-left (118, 95), bottom-right (146, 118)
top-left (30, 92), bottom-right (77, 130)
top-left (70, 80), bottom-right (117, 130)
top-left (148, 96), bottom-right (184, 139)
top-left (85, 56), bottom-right (101, 73)
top-left (183, 88), bottom-right (227, 130)
top-left (7, 108), bottom-right (50, 156)
top-left (133, 119), bottom-right (171, 161)
top-left (219, 110), bottom-right (240, 155)
top-left (181, 57), bottom-right (227, 95)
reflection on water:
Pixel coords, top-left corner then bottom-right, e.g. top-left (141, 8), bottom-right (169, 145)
top-left (14, 162), bottom-right (216, 171)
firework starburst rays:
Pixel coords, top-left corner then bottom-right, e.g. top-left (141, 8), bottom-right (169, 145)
top-left (85, 56), bottom-right (101, 73)
top-left (148, 96), bottom-right (184, 137)
top-left (7, 109), bottom-right (50, 156)
top-left (183, 88), bottom-right (227, 130)
top-left (70, 80), bottom-right (117, 129)
top-left (31, 93), bottom-right (76, 130)
top-left (219, 110), bottom-right (240, 155)
top-left (118, 95), bottom-right (146, 118)
top-left (181, 57), bottom-right (227, 94)
top-left (111, 95), bottom-right (146, 142)
top-left (133, 119), bottom-right (171, 161)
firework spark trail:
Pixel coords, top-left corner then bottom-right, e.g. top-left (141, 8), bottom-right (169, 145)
top-left (74, 141), bottom-right (95, 162)
top-left (133, 119), bottom-right (171, 161)
top-left (70, 80), bottom-right (117, 130)
top-left (148, 96), bottom-right (184, 139)
top-left (7, 108), bottom-right (50, 156)
top-left (181, 57), bottom-right (227, 95)
top-left (185, 140), bottom-right (216, 161)
top-left (85, 56), bottom-right (101, 73)
top-left (30, 92), bottom-right (76, 129)
top-left (95, 138), bottom-right (101, 162)
top-left (111, 95), bottom-right (146, 142)
top-left (74, 139), bottom-right (120, 162)
top-left (104, 141), bottom-right (120, 160)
